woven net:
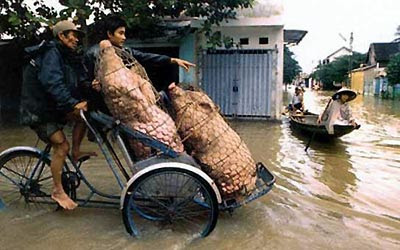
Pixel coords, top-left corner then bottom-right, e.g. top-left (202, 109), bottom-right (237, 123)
top-left (170, 85), bottom-right (257, 199)
top-left (96, 44), bottom-right (183, 160)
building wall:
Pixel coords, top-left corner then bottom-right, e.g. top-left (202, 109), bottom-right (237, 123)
top-left (217, 26), bottom-right (283, 119)
top-left (363, 67), bottom-right (376, 96)
top-left (214, 26), bottom-right (282, 50)
top-left (351, 71), bottom-right (364, 94)
top-left (178, 33), bottom-right (196, 84)
top-left (197, 25), bottom-right (284, 119)
top-left (132, 22), bottom-right (285, 119)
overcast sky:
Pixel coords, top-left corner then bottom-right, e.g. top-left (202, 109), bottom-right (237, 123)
top-left (282, 0), bottom-right (400, 73)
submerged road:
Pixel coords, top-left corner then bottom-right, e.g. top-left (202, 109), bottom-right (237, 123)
top-left (0, 89), bottom-right (399, 249)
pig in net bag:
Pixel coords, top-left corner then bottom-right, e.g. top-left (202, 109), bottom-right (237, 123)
top-left (168, 84), bottom-right (257, 200)
top-left (95, 40), bottom-right (184, 160)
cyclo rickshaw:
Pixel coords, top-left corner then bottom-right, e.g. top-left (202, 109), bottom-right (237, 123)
top-left (0, 108), bottom-right (275, 237)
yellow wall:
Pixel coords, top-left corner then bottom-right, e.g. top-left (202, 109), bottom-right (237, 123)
top-left (351, 71), bottom-right (364, 94)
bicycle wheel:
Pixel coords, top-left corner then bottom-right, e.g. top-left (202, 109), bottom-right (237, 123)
top-left (122, 167), bottom-right (219, 238)
top-left (0, 149), bottom-right (57, 212)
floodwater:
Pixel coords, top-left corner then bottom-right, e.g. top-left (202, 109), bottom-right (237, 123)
top-left (0, 89), bottom-right (399, 249)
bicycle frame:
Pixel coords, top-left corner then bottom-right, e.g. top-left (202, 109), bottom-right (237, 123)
top-left (62, 110), bottom-right (182, 208)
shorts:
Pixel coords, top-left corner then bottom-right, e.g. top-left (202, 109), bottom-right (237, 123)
top-left (30, 122), bottom-right (64, 144)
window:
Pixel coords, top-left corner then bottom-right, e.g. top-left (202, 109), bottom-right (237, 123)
top-left (259, 37), bottom-right (269, 45)
top-left (239, 38), bottom-right (249, 45)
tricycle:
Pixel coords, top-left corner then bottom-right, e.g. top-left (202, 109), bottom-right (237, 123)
top-left (0, 110), bottom-right (275, 237)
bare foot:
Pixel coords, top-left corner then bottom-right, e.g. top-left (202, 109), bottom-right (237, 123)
top-left (51, 190), bottom-right (78, 210)
top-left (72, 151), bottom-right (97, 164)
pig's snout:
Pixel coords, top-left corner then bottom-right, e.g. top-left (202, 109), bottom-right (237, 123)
top-left (168, 82), bottom-right (176, 90)
top-left (99, 40), bottom-right (112, 49)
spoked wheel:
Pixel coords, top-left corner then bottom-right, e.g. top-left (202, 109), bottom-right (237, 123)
top-left (122, 167), bottom-right (219, 238)
top-left (0, 150), bottom-right (58, 212)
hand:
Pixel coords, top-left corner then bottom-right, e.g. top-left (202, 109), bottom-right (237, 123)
top-left (171, 58), bottom-right (196, 72)
top-left (67, 101), bottom-right (87, 121)
top-left (350, 120), bottom-right (357, 127)
top-left (74, 101), bottom-right (88, 112)
top-left (92, 79), bottom-right (101, 92)
top-left (317, 117), bottom-right (322, 124)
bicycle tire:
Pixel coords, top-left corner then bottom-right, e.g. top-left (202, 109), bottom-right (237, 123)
top-left (0, 149), bottom-right (57, 212)
top-left (122, 167), bottom-right (219, 238)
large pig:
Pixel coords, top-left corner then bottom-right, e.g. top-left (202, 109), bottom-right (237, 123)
top-left (97, 40), bottom-right (184, 158)
top-left (168, 83), bottom-right (257, 199)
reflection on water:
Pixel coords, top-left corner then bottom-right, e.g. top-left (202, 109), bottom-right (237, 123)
top-left (0, 89), bottom-right (399, 249)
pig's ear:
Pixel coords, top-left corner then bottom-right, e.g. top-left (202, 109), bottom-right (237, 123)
top-left (199, 102), bottom-right (214, 112)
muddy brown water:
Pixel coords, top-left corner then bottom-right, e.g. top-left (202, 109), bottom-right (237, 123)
top-left (0, 89), bottom-right (399, 249)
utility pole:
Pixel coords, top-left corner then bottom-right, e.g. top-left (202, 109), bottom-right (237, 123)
top-left (339, 32), bottom-right (354, 87)
top-left (348, 32), bottom-right (353, 88)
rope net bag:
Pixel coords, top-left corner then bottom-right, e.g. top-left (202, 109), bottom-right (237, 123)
top-left (95, 41), bottom-right (183, 160)
top-left (169, 84), bottom-right (257, 200)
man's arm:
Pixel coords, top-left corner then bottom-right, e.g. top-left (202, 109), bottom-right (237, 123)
top-left (129, 48), bottom-right (195, 70)
top-left (129, 48), bottom-right (171, 66)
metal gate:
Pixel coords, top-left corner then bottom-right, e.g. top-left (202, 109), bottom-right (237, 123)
top-left (200, 49), bottom-right (274, 118)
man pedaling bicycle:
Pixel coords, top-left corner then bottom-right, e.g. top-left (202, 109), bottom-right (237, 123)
top-left (20, 20), bottom-right (96, 210)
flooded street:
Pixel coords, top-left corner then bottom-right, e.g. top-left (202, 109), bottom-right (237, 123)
top-left (0, 89), bottom-right (399, 249)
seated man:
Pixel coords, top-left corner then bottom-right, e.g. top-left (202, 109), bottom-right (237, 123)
top-left (289, 87), bottom-right (304, 112)
top-left (317, 88), bottom-right (358, 134)
top-left (84, 15), bottom-right (196, 114)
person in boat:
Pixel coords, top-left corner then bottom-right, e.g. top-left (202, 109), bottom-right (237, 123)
top-left (317, 88), bottom-right (358, 134)
top-left (289, 86), bottom-right (304, 112)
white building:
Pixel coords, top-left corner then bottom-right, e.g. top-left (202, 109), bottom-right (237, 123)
top-left (128, 3), bottom-right (306, 119)
top-left (322, 46), bottom-right (352, 65)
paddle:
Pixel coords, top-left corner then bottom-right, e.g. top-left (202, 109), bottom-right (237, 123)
top-left (305, 131), bottom-right (316, 152)
top-left (0, 197), bottom-right (5, 211)
top-left (305, 99), bottom-right (333, 152)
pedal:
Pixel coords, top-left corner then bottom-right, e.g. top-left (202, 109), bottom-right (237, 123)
top-left (77, 155), bottom-right (91, 163)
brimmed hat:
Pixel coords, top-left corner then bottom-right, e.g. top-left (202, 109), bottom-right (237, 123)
top-left (332, 88), bottom-right (357, 102)
top-left (52, 20), bottom-right (84, 37)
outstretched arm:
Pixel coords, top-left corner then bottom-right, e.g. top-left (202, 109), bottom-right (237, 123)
top-left (129, 48), bottom-right (196, 70)
top-left (170, 58), bottom-right (196, 72)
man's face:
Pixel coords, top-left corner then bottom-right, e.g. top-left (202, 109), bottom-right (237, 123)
top-left (58, 31), bottom-right (79, 50)
top-left (108, 27), bottom-right (126, 47)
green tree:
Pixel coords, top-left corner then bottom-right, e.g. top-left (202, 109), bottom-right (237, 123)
top-left (387, 53), bottom-right (400, 85)
top-left (283, 46), bottom-right (302, 84)
top-left (311, 52), bottom-right (366, 90)
top-left (0, 0), bottom-right (254, 47)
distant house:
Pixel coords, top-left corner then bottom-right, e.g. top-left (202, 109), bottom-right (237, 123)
top-left (363, 42), bottom-right (400, 96)
top-left (366, 42), bottom-right (400, 67)
top-left (322, 46), bottom-right (352, 65)
top-left (128, 15), bottom-right (306, 119)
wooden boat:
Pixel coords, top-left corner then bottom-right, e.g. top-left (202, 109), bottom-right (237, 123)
top-left (289, 112), bottom-right (359, 138)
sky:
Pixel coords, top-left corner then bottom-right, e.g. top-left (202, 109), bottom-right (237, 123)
top-left (282, 0), bottom-right (400, 73)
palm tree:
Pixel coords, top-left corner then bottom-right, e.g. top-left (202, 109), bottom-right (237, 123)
top-left (395, 25), bottom-right (400, 42)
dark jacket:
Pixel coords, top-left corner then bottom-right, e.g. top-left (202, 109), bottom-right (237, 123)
top-left (83, 44), bottom-right (172, 113)
top-left (20, 40), bottom-right (86, 125)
